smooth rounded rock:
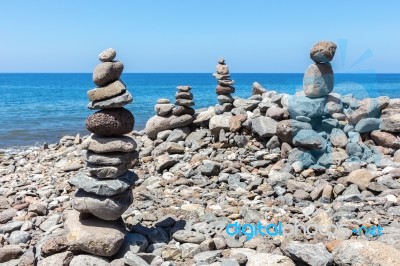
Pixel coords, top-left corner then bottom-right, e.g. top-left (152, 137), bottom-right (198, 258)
top-left (70, 255), bottom-right (109, 266)
top-left (217, 94), bottom-right (234, 104)
top-left (172, 106), bottom-right (195, 116)
top-left (71, 189), bottom-right (133, 221)
top-left (87, 80), bottom-right (126, 101)
top-left (216, 85), bottom-right (235, 95)
top-left (293, 130), bottom-right (326, 150)
top-left (177, 86), bottom-right (191, 92)
top-left (310, 41), bottom-right (337, 63)
top-left (8, 231), bottom-right (31, 244)
top-left (88, 90), bottom-right (132, 109)
top-left (99, 48), bottom-right (116, 62)
top-left (175, 92), bottom-right (193, 100)
top-left (155, 103), bottom-right (174, 116)
top-left (84, 150), bottom-right (137, 166)
top-left (170, 114), bottom-right (193, 128)
top-left (175, 99), bottom-right (195, 107)
top-left (86, 163), bottom-right (130, 179)
top-left (86, 108), bottom-right (134, 137)
top-left (303, 63), bottom-right (334, 98)
top-left (145, 115), bottom-right (176, 140)
top-left (93, 61), bottom-right (124, 87)
top-left (288, 96), bottom-right (327, 118)
top-left (82, 134), bottom-right (137, 153)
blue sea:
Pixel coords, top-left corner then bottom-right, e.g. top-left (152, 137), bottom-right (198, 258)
top-left (1, 73), bottom-right (400, 149)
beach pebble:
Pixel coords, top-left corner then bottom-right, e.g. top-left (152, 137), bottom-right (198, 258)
top-left (88, 90), bottom-right (132, 109)
top-left (99, 48), bottom-right (116, 62)
top-left (93, 61), bottom-right (124, 87)
top-left (82, 134), bottom-right (137, 153)
top-left (310, 41), bottom-right (337, 63)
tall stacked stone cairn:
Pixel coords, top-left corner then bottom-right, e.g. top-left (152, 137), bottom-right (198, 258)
top-left (145, 86), bottom-right (195, 140)
top-left (65, 48), bottom-right (137, 257)
top-left (213, 57), bottom-right (235, 115)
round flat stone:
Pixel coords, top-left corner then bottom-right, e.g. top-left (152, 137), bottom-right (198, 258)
top-left (218, 79), bottom-right (235, 86)
top-left (175, 92), bottom-right (193, 100)
top-left (155, 103), bottom-right (174, 116)
top-left (93, 61), bottom-right (124, 87)
top-left (69, 171), bottom-right (137, 196)
top-left (86, 108), bottom-right (134, 137)
top-left (176, 86), bottom-right (191, 92)
top-left (175, 99), bottom-right (195, 107)
top-left (216, 85), bottom-right (235, 95)
top-left (170, 114), bottom-right (194, 128)
top-left (217, 94), bottom-right (234, 104)
top-left (172, 106), bottom-right (195, 116)
top-left (99, 48), bottom-right (116, 62)
top-left (87, 80), bottom-right (126, 101)
top-left (87, 90), bottom-right (132, 109)
top-left (82, 134), bottom-right (137, 153)
top-left (86, 163), bottom-right (130, 179)
top-left (84, 150), bottom-right (136, 166)
top-left (157, 98), bottom-right (170, 104)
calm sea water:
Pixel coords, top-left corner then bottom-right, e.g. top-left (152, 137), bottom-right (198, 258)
top-left (1, 73), bottom-right (400, 149)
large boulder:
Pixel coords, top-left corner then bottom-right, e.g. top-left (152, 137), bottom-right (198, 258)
top-left (345, 98), bottom-right (381, 124)
top-left (355, 118), bottom-right (381, 133)
top-left (371, 130), bottom-right (400, 148)
top-left (64, 210), bottom-right (125, 256)
top-left (303, 63), bottom-right (334, 98)
top-left (332, 240), bottom-right (400, 266)
top-left (251, 117), bottom-right (277, 138)
top-left (288, 96), bottom-right (327, 118)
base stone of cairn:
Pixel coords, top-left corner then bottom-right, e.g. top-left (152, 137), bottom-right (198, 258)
top-left (66, 48), bottom-right (137, 257)
top-left (213, 58), bottom-right (235, 115)
top-left (145, 86), bottom-right (195, 140)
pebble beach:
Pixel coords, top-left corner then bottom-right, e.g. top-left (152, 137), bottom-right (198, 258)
top-left (1, 43), bottom-right (400, 266)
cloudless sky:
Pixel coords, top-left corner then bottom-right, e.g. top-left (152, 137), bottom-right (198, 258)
top-left (0, 0), bottom-right (399, 73)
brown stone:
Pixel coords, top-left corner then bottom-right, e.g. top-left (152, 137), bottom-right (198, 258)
top-left (175, 92), bottom-right (193, 100)
top-left (172, 106), bottom-right (195, 116)
top-left (371, 130), bottom-right (400, 148)
top-left (216, 85), bottom-right (235, 95)
top-left (229, 114), bottom-right (247, 133)
top-left (41, 235), bottom-right (69, 256)
top-left (87, 80), bottom-right (126, 101)
top-left (86, 108), bottom-right (134, 137)
top-left (93, 61), bottom-right (124, 87)
top-left (82, 134), bottom-right (137, 153)
top-left (310, 41), bottom-right (337, 63)
top-left (346, 169), bottom-right (375, 191)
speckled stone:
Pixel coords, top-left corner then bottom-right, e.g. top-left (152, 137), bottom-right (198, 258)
top-left (310, 41), bottom-right (337, 63)
top-left (93, 61), bottom-right (124, 87)
top-left (86, 108), bottom-right (134, 136)
top-left (82, 134), bottom-right (137, 153)
top-left (99, 48), bottom-right (116, 62)
top-left (216, 85), bottom-right (235, 95)
top-left (87, 80), bottom-right (126, 101)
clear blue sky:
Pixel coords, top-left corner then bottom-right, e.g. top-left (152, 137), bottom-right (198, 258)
top-left (1, 0), bottom-right (399, 73)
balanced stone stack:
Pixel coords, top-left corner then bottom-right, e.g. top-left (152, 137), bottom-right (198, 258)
top-left (66, 48), bottom-right (137, 257)
top-left (170, 86), bottom-right (195, 128)
top-left (213, 58), bottom-right (235, 114)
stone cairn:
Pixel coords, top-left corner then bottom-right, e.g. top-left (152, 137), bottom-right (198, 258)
top-left (171, 86), bottom-right (195, 126)
top-left (213, 58), bottom-right (235, 115)
top-left (66, 48), bottom-right (137, 257)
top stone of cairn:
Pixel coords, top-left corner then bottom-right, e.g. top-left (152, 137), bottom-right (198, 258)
top-left (99, 48), bottom-right (117, 62)
top-left (310, 41), bottom-right (337, 63)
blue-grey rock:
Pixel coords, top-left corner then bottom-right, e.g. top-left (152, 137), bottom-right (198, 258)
top-left (355, 118), bottom-right (381, 133)
top-left (288, 96), bottom-right (327, 118)
top-left (330, 128), bottom-right (348, 148)
top-left (322, 118), bottom-right (338, 133)
top-left (345, 98), bottom-right (381, 124)
top-left (380, 108), bottom-right (400, 132)
top-left (115, 233), bottom-right (148, 258)
top-left (199, 160), bottom-right (222, 176)
top-left (251, 117), bottom-right (277, 138)
top-left (346, 143), bottom-right (363, 156)
top-left (88, 90), bottom-right (133, 110)
top-left (293, 130), bottom-right (326, 150)
top-left (8, 231), bottom-right (31, 244)
top-left (288, 148), bottom-right (316, 168)
top-left (276, 119), bottom-right (312, 144)
top-left (296, 116), bottom-right (311, 122)
top-left (303, 63), bottom-right (334, 98)
top-left (69, 171), bottom-right (137, 196)
top-left (130, 224), bottom-right (170, 244)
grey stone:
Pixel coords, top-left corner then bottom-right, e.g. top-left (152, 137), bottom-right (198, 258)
top-left (293, 130), bottom-right (326, 150)
top-left (145, 115), bottom-right (176, 140)
top-left (38, 251), bottom-right (73, 266)
top-left (355, 118), bottom-right (381, 133)
top-left (303, 63), bottom-right (334, 98)
top-left (99, 48), bottom-right (116, 62)
top-left (209, 114), bottom-right (232, 134)
top-left (0, 208), bottom-right (17, 224)
top-left (64, 210), bottom-right (125, 256)
top-left (87, 80), bottom-right (126, 102)
top-left (86, 163), bottom-right (130, 179)
top-left (282, 241), bottom-right (333, 266)
top-left (175, 99), bottom-right (194, 107)
top-left (155, 103), bottom-right (174, 116)
top-left (172, 230), bottom-right (206, 244)
top-left (233, 98), bottom-right (259, 111)
top-left (69, 171), bottom-right (137, 196)
top-left (217, 94), bottom-right (234, 104)
top-left (380, 108), bottom-right (400, 132)
top-left (288, 96), bottom-right (327, 118)
top-left (88, 90), bottom-right (132, 110)
top-left (8, 231), bottom-right (30, 244)
top-left (0, 245), bottom-right (23, 263)
top-left (170, 114), bottom-right (193, 128)
top-left (84, 150), bottom-right (136, 166)
top-left (116, 233), bottom-right (148, 258)
top-left (288, 148), bottom-right (316, 168)
top-left (70, 255), bottom-right (109, 266)
top-left (71, 189), bottom-right (133, 220)
top-left (215, 103), bottom-right (233, 114)
top-left (251, 117), bottom-right (278, 138)
top-left (252, 82), bottom-right (267, 95)
top-left (124, 251), bottom-right (150, 266)
top-left (93, 61), bottom-right (124, 87)
top-left (82, 134), bottom-right (137, 153)
top-left (247, 253), bottom-right (295, 266)
top-left (276, 119), bottom-right (312, 144)
top-left (166, 127), bottom-right (190, 142)
top-left (330, 128), bottom-right (348, 148)
top-left (199, 160), bottom-right (222, 176)
top-left (193, 250), bottom-right (222, 264)
top-left (0, 221), bottom-right (23, 234)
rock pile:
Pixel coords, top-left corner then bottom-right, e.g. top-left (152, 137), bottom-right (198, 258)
top-left (67, 48), bottom-right (137, 256)
top-left (145, 86), bottom-right (195, 140)
top-left (213, 58), bottom-right (236, 114)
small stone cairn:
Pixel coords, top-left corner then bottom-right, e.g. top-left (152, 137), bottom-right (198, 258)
top-left (66, 48), bottom-right (137, 257)
top-left (171, 86), bottom-right (195, 127)
top-left (213, 58), bottom-right (235, 114)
